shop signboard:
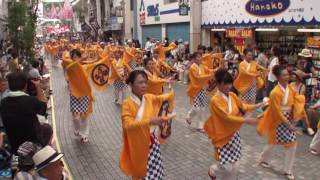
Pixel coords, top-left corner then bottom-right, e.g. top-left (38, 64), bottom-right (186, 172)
top-left (138, 0), bottom-right (190, 25)
top-left (307, 37), bottom-right (320, 48)
top-left (202, 0), bottom-right (320, 27)
top-left (226, 28), bottom-right (253, 38)
top-left (179, 0), bottom-right (189, 16)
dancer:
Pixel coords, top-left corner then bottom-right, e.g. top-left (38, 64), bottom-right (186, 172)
top-left (309, 100), bottom-right (320, 155)
top-left (65, 49), bottom-right (93, 143)
top-left (186, 52), bottom-right (214, 131)
top-left (257, 65), bottom-right (305, 180)
top-left (234, 48), bottom-right (266, 104)
top-left (109, 48), bottom-right (132, 105)
top-left (204, 69), bottom-right (263, 180)
top-left (144, 57), bottom-right (173, 95)
top-left (119, 70), bottom-right (175, 179)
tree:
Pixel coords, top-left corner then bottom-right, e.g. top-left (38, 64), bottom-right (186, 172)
top-left (7, 0), bottom-right (38, 60)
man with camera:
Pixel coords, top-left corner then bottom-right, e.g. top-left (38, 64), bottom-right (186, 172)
top-left (0, 72), bottom-right (48, 154)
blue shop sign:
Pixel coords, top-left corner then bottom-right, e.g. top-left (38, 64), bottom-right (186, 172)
top-left (245, 0), bottom-right (290, 17)
top-left (147, 3), bottom-right (160, 17)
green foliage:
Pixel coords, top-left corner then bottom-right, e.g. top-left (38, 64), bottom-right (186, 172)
top-left (7, 0), bottom-right (38, 60)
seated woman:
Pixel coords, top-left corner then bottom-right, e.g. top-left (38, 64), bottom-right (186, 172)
top-left (204, 69), bottom-right (263, 180)
top-left (119, 70), bottom-right (175, 180)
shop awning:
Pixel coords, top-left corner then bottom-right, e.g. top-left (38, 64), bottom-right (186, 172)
top-left (202, 0), bottom-right (320, 28)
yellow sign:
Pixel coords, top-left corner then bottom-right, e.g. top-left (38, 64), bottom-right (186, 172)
top-left (307, 37), bottom-right (320, 48)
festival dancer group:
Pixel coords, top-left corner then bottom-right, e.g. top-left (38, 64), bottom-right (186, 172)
top-left (44, 38), bottom-right (320, 180)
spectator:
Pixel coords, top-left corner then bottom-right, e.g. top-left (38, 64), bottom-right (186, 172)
top-left (144, 37), bottom-right (152, 57)
top-left (37, 123), bottom-right (53, 146)
top-left (8, 51), bottom-right (20, 73)
top-left (0, 72), bottom-right (48, 154)
top-left (256, 49), bottom-right (269, 69)
top-left (266, 46), bottom-right (280, 96)
top-left (14, 142), bottom-right (42, 180)
top-left (29, 60), bottom-right (42, 80)
top-left (32, 146), bottom-right (66, 180)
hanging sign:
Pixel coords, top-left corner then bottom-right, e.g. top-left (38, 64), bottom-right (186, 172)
top-left (307, 37), bottom-right (320, 48)
top-left (226, 28), bottom-right (253, 38)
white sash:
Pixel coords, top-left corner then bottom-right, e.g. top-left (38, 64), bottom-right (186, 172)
top-left (278, 84), bottom-right (289, 106)
top-left (216, 90), bottom-right (232, 114)
top-left (131, 93), bottom-right (158, 134)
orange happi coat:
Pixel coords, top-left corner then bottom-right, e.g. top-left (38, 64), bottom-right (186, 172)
top-left (204, 92), bottom-right (255, 150)
top-left (257, 84), bottom-right (305, 146)
top-left (235, 60), bottom-right (266, 95)
top-left (120, 91), bottom-right (174, 179)
top-left (145, 70), bottom-right (167, 95)
top-left (187, 63), bottom-right (212, 103)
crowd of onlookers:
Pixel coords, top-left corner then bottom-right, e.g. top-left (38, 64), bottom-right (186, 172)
top-left (0, 40), bottom-right (67, 179)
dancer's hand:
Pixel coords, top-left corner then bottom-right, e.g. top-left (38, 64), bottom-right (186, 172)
top-left (150, 117), bottom-right (163, 125)
top-left (245, 117), bottom-right (257, 125)
top-left (286, 123), bottom-right (295, 132)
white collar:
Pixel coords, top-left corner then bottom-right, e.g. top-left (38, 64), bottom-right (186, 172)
top-left (278, 83), bottom-right (289, 105)
top-left (8, 91), bottom-right (29, 97)
top-left (130, 92), bottom-right (143, 107)
top-left (216, 90), bottom-right (232, 113)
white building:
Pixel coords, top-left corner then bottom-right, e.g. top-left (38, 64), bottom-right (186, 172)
top-left (0, 0), bottom-right (8, 40)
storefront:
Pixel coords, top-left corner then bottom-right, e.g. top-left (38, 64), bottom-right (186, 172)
top-left (138, 0), bottom-right (191, 47)
top-left (202, 0), bottom-right (320, 60)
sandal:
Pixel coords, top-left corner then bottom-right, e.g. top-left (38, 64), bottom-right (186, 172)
top-left (74, 132), bottom-right (80, 137)
top-left (185, 118), bottom-right (192, 126)
top-left (309, 149), bottom-right (319, 156)
top-left (81, 137), bottom-right (89, 143)
top-left (284, 173), bottom-right (295, 180)
top-left (259, 161), bottom-right (270, 168)
top-left (208, 170), bottom-right (216, 180)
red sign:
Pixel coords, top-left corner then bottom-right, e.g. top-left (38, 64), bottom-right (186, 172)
top-left (47, 25), bottom-right (70, 34)
top-left (226, 28), bottom-right (253, 38)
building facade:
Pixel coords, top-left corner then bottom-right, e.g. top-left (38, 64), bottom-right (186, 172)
top-left (134, 0), bottom-right (201, 52)
top-left (201, 0), bottom-right (320, 56)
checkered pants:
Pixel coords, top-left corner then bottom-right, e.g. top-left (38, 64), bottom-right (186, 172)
top-left (70, 95), bottom-right (89, 113)
top-left (143, 133), bottom-right (164, 180)
top-left (276, 111), bottom-right (296, 144)
top-left (128, 60), bottom-right (138, 70)
top-left (218, 132), bottom-right (242, 165)
top-left (193, 88), bottom-right (208, 108)
top-left (113, 80), bottom-right (127, 90)
top-left (241, 80), bottom-right (257, 101)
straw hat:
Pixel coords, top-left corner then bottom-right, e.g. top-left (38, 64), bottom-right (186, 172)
top-left (298, 49), bottom-right (312, 58)
top-left (32, 146), bottom-right (64, 171)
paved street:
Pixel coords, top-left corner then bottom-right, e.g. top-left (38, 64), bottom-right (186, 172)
top-left (50, 62), bottom-right (320, 180)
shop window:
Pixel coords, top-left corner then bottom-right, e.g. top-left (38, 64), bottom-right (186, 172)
top-left (164, 0), bottom-right (178, 4)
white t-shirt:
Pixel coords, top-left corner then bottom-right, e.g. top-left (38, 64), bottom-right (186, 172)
top-left (268, 57), bottom-right (279, 82)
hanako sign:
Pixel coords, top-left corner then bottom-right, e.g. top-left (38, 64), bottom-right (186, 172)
top-left (226, 29), bottom-right (253, 38)
top-left (245, 0), bottom-right (290, 17)
top-left (202, 0), bottom-right (320, 27)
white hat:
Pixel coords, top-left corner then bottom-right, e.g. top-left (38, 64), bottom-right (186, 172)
top-left (298, 49), bottom-right (312, 58)
top-left (32, 146), bottom-right (64, 171)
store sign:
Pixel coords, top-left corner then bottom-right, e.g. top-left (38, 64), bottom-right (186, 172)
top-left (202, 0), bottom-right (320, 27)
top-left (138, 0), bottom-right (190, 25)
top-left (245, 0), bottom-right (290, 17)
top-left (307, 37), bottom-right (320, 48)
top-left (147, 4), bottom-right (159, 17)
top-left (226, 29), bottom-right (253, 38)
top-left (179, 0), bottom-right (189, 16)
